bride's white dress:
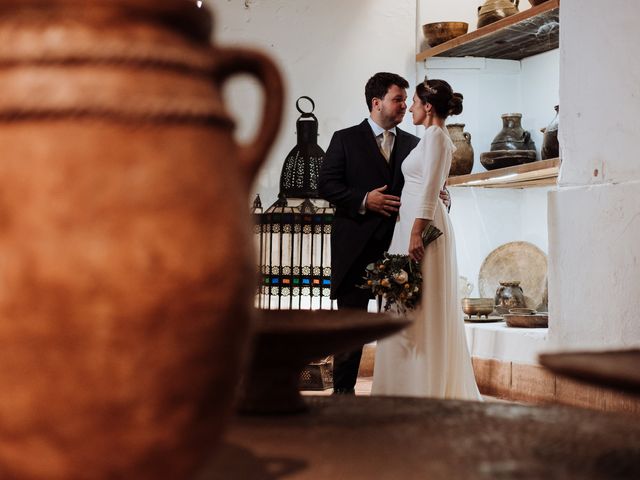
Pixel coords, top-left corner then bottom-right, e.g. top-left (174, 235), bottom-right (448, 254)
top-left (372, 125), bottom-right (482, 400)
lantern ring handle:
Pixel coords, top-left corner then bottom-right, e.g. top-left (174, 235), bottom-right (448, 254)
top-left (296, 96), bottom-right (315, 114)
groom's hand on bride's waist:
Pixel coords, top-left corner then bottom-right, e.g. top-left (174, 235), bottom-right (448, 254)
top-left (365, 185), bottom-right (401, 217)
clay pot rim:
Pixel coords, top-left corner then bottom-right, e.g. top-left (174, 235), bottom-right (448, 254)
top-left (422, 21), bottom-right (469, 28)
top-left (0, 0), bottom-right (213, 42)
top-left (500, 112), bottom-right (523, 118)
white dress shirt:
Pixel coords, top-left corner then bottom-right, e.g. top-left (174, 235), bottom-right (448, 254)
top-left (360, 118), bottom-right (398, 214)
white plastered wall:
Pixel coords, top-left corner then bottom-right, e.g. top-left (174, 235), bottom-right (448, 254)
top-left (210, 0), bottom-right (417, 207)
top-left (547, 0), bottom-right (640, 350)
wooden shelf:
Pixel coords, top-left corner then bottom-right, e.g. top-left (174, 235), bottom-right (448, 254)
top-left (416, 0), bottom-right (559, 62)
top-left (446, 158), bottom-right (560, 188)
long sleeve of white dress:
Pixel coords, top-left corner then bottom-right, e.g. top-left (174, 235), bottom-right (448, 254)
top-left (416, 126), bottom-right (450, 221)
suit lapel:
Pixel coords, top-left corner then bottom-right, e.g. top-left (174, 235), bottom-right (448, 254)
top-left (389, 128), bottom-right (412, 182)
top-left (391, 129), bottom-right (412, 166)
top-left (358, 120), bottom-right (392, 183)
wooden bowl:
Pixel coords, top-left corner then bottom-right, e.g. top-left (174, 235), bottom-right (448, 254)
top-left (504, 313), bottom-right (548, 328)
top-left (422, 22), bottom-right (469, 48)
top-left (509, 307), bottom-right (536, 315)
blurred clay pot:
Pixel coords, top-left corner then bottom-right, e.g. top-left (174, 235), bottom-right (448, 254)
top-left (446, 123), bottom-right (474, 176)
top-left (0, 1), bottom-right (283, 479)
top-left (477, 0), bottom-right (520, 28)
top-left (528, 0), bottom-right (549, 6)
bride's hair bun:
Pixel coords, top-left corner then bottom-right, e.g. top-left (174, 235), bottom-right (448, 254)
top-left (448, 92), bottom-right (463, 116)
top-left (417, 78), bottom-right (463, 119)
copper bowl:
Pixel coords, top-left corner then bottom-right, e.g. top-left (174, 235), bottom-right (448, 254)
top-left (422, 22), bottom-right (469, 48)
top-left (461, 298), bottom-right (495, 318)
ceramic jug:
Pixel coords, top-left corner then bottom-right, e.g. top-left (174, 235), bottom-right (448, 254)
top-left (458, 276), bottom-right (474, 300)
top-left (490, 113), bottom-right (536, 151)
top-left (446, 123), bottom-right (474, 176)
top-left (0, 1), bottom-right (283, 479)
top-left (495, 281), bottom-right (527, 314)
top-left (541, 105), bottom-right (560, 159)
top-left (477, 0), bottom-right (520, 28)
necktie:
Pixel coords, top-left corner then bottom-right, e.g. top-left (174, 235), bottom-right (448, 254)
top-left (381, 130), bottom-right (394, 162)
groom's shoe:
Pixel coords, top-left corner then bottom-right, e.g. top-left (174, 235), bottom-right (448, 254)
top-left (332, 388), bottom-right (355, 395)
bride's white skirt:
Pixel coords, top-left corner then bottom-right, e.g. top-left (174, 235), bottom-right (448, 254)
top-left (372, 202), bottom-right (482, 401)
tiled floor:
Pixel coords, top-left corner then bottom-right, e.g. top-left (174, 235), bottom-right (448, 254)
top-left (300, 376), bottom-right (371, 397)
top-left (302, 376), bottom-right (509, 402)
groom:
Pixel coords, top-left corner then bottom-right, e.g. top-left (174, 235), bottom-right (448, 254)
top-left (318, 72), bottom-right (420, 395)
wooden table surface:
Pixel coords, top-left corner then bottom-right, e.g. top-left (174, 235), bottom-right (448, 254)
top-left (202, 396), bottom-right (640, 479)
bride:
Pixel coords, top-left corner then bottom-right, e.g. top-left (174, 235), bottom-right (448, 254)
top-left (371, 79), bottom-right (482, 401)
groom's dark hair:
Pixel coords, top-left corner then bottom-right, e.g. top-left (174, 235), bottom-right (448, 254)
top-left (365, 72), bottom-right (409, 112)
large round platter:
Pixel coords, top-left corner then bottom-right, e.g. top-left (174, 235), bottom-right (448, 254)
top-left (478, 241), bottom-right (547, 310)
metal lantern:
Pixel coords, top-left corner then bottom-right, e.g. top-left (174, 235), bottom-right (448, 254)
top-left (279, 96), bottom-right (325, 198)
top-left (252, 96), bottom-right (336, 389)
top-left (254, 195), bottom-right (334, 311)
top-left (254, 96), bottom-right (335, 311)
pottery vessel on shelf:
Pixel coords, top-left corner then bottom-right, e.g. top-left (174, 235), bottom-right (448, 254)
top-left (477, 0), bottom-right (520, 28)
top-left (479, 150), bottom-right (536, 170)
top-left (422, 22), bottom-right (469, 48)
top-left (0, 1), bottom-right (283, 479)
top-left (491, 113), bottom-right (536, 152)
top-left (495, 281), bottom-right (527, 315)
top-left (541, 105), bottom-right (559, 160)
top-left (480, 113), bottom-right (536, 170)
top-left (446, 123), bottom-right (474, 176)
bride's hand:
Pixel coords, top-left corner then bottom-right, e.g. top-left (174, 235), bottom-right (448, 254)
top-left (439, 188), bottom-right (451, 210)
top-left (409, 232), bottom-right (425, 262)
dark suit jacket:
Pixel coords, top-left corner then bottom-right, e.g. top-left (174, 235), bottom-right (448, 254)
top-left (318, 119), bottom-right (420, 299)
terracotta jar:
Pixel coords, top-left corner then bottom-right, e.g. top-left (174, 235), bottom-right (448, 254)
top-left (0, 2), bottom-right (283, 479)
top-left (446, 123), bottom-right (474, 176)
top-left (490, 113), bottom-right (536, 152)
top-left (541, 105), bottom-right (560, 160)
top-left (477, 0), bottom-right (520, 28)
top-left (495, 281), bottom-right (527, 314)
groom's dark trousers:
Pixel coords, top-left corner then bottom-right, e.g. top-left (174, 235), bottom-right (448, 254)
top-left (319, 119), bottom-right (419, 392)
top-left (332, 233), bottom-right (393, 391)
